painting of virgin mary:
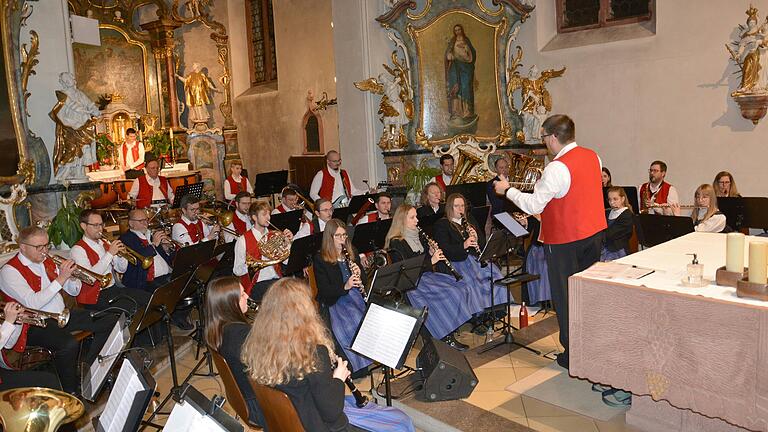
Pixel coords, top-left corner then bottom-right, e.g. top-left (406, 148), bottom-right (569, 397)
top-left (445, 24), bottom-right (477, 124)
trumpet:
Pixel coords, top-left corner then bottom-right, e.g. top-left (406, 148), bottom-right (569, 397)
top-left (44, 253), bottom-right (112, 287)
top-left (0, 302), bottom-right (69, 328)
top-left (99, 233), bottom-right (153, 270)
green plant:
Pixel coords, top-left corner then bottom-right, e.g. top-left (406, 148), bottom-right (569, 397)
top-left (145, 132), bottom-right (175, 156)
top-left (48, 195), bottom-right (83, 248)
top-left (403, 162), bottom-right (440, 204)
top-left (96, 134), bottom-right (115, 164)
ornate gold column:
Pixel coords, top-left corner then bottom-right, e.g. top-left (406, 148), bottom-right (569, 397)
top-left (141, 18), bottom-right (182, 130)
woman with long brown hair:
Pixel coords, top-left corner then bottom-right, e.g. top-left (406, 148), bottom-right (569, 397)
top-left (311, 219), bottom-right (371, 374)
top-left (242, 278), bottom-right (414, 432)
top-left (713, 171), bottom-right (741, 197)
top-left (204, 276), bottom-right (264, 426)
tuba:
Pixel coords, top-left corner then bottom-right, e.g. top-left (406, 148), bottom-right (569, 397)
top-left (0, 387), bottom-right (85, 432)
top-left (449, 148), bottom-right (483, 185)
top-left (507, 152), bottom-right (543, 192)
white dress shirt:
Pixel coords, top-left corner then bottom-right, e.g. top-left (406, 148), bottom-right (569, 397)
top-left (172, 216), bottom-right (214, 245)
top-left (643, 183), bottom-right (680, 215)
top-left (224, 175), bottom-right (254, 201)
top-left (693, 209), bottom-right (727, 233)
top-left (438, 173), bottom-right (452, 186)
top-left (233, 227), bottom-right (279, 282)
top-left (505, 142), bottom-right (602, 216)
top-left (129, 175), bottom-right (175, 204)
top-left (120, 141), bottom-right (145, 171)
top-left (309, 164), bottom-right (364, 202)
top-left (131, 230), bottom-right (171, 277)
top-left (224, 211), bottom-right (253, 243)
top-left (0, 320), bottom-right (19, 349)
top-left (70, 236), bottom-right (129, 288)
top-left (608, 207), bottom-right (628, 221)
top-left (295, 219), bottom-right (326, 240)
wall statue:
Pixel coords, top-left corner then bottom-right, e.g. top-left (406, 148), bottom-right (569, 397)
top-left (50, 72), bottom-right (99, 182)
top-left (176, 62), bottom-right (220, 129)
top-left (727, 4), bottom-right (768, 124)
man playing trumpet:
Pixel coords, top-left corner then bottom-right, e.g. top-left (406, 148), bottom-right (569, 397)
top-left (223, 192), bottom-right (253, 243)
top-left (172, 194), bottom-right (220, 246)
top-left (233, 201), bottom-right (294, 301)
top-left (120, 209), bottom-right (175, 294)
top-left (0, 227), bottom-right (118, 394)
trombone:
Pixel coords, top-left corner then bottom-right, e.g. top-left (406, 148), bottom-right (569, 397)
top-left (200, 210), bottom-right (239, 237)
top-left (0, 302), bottom-right (69, 328)
top-left (99, 232), bottom-right (154, 270)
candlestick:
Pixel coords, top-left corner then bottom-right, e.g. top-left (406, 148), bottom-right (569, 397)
top-left (748, 242), bottom-right (767, 284)
top-left (726, 232), bottom-right (745, 272)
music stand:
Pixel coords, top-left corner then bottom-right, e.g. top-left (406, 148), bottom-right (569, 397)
top-left (164, 384), bottom-right (244, 432)
top-left (171, 182), bottom-right (204, 208)
top-left (348, 193), bottom-right (377, 215)
top-left (270, 209), bottom-right (303, 233)
top-left (171, 239), bottom-right (217, 279)
top-left (283, 233), bottom-right (323, 276)
top-left (350, 298), bottom-right (426, 406)
top-left (82, 314), bottom-right (131, 402)
top-left (351, 218), bottom-right (393, 254)
top-left (95, 351), bottom-right (156, 432)
top-left (718, 197), bottom-right (768, 231)
top-left (254, 170), bottom-right (288, 208)
top-left (635, 214), bottom-right (694, 248)
top-left (365, 254), bottom-right (425, 302)
top-left (445, 181), bottom-right (487, 208)
top-left (603, 186), bottom-right (639, 213)
top-left (471, 205), bottom-right (491, 230)
top-left (332, 206), bottom-right (351, 224)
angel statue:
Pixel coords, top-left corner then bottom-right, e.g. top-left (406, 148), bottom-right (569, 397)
top-left (727, 4), bottom-right (768, 95)
top-left (354, 51), bottom-right (414, 150)
top-left (507, 47), bottom-right (566, 144)
top-left (50, 72), bottom-right (100, 182)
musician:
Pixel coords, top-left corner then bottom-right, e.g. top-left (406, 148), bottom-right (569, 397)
top-left (224, 192), bottom-right (253, 243)
top-left (204, 276), bottom-right (264, 426)
top-left (672, 184), bottom-right (727, 233)
top-left (713, 171), bottom-right (741, 198)
top-left (272, 187), bottom-right (300, 214)
top-left (312, 219), bottom-right (372, 374)
top-left (417, 182), bottom-right (445, 221)
top-left (602, 187), bottom-right (634, 261)
top-left (0, 302), bottom-right (61, 391)
top-left (119, 127), bottom-right (146, 171)
top-left (494, 114), bottom-right (606, 370)
top-left (432, 154), bottom-right (454, 191)
top-left (71, 210), bottom-right (151, 312)
top-left (0, 226), bottom-right (119, 394)
top-left (639, 160), bottom-right (678, 215)
top-left (120, 209), bottom-right (175, 293)
top-left (294, 198), bottom-right (333, 240)
top-left (233, 201), bottom-right (294, 301)
top-left (487, 157), bottom-right (510, 216)
top-left (385, 205), bottom-right (473, 351)
top-left (242, 278), bottom-right (414, 431)
top-left (128, 155), bottom-right (174, 209)
top-left (602, 167), bottom-right (612, 188)
top-left (224, 160), bottom-right (253, 203)
top-left (309, 150), bottom-right (365, 206)
top-left (172, 194), bottom-right (219, 246)
top-left (354, 193), bottom-right (392, 225)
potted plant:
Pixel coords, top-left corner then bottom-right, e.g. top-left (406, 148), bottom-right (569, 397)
top-left (403, 160), bottom-right (440, 205)
top-left (48, 195), bottom-right (83, 249)
top-left (95, 133), bottom-right (115, 169)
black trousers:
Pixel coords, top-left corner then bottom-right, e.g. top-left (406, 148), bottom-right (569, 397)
top-left (0, 369), bottom-right (61, 391)
top-left (544, 230), bottom-right (604, 369)
top-left (83, 286), bottom-right (158, 346)
top-left (26, 309), bottom-right (118, 393)
top-left (249, 278), bottom-right (278, 302)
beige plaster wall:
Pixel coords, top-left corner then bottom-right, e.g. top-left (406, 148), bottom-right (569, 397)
top-left (516, 1), bottom-right (767, 200)
top-left (230, 0), bottom-right (339, 178)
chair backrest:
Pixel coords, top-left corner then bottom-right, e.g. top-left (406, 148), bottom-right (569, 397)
top-left (208, 346), bottom-right (256, 427)
top-left (251, 381), bottom-right (306, 432)
top-left (306, 265), bottom-right (319, 307)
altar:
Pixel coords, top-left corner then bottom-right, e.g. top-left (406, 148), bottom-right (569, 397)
top-left (570, 232), bottom-right (768, 431)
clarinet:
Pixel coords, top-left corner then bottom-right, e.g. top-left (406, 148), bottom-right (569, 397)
top-left (460, 217), bottom-right (482, 257)
top-left (417, 227), bottom-right (462, 281)
top-left (333, 358), bottom-right (369, 408)
top-left (341, 245), bottom-right (365, 297)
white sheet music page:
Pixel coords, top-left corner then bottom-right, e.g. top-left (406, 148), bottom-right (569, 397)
top-left (99, 359), bottom-right (143, 432)
top-left (86, 315), bottom-right (128, 401)
top-left (351, 303), bottom-right (417, 369)
top-left (165, 401), bottom-right (227, 431)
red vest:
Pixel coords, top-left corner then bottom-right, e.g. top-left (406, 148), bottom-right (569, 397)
top-left (122, 143), bottom-right (144, 170)
top-left (240, 229), bottom-right (282, 294)
top-left (357, 212), bottom-right (379, 225)
top-left (227, 175), bottom-right (249, 195)
top-left (639, 181), bottom-right (672, 212)
top-left (4, 256), bottom-right (59, 353)
top-left (434, 174), bottom-right (447, 191)
top-left (73, 239), bottom-right (109, 305)
top-left (178, 218), bottom-right (205, 244)
top-left (231, 213), bottom-right (249, 236)
top-left (540, 147), bottom-right (607, 245)
top-left (274, 204), bottom-right (288, 213)
top-left (136, 175), bottom-right (170, 209)
top-left (318, 167), bottom-right (351, 201)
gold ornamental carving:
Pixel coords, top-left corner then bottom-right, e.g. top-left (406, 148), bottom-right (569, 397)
top-left (432, 134), bottom-right (495, 183)
top-left (726, 4), bottom-right (768, 124)
top-left (20, 29), bottom-right (38, 118)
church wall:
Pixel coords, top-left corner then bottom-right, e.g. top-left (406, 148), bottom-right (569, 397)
top-left (515, 1), bottom-right (767, 200)
top-left (230, 0), bottom-right (339, 179)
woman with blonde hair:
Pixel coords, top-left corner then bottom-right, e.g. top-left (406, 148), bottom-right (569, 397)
top-left (242, 278), bottom-right (414, 432)
top-left (416, 182), bottom-right (445, 221)
top-left (672, 184), bottom-right (727, 233)
top-left (385, 204), bottom-right (474, 350)
top-left (713, 171), bottom-right (741, 197)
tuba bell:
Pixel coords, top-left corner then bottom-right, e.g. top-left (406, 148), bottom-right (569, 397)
top-left (0, 387), bottom-right (85, 432)
top-left (506, 152), bottom-right (543, 192)
top-left (449, 148), bottom-right (483, 185)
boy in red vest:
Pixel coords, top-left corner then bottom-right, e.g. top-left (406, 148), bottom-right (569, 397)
top-left (128, 155), bottom-right (174, 209)
top-left (171, 194), bottom-right (219, 246)
top-left (233, 201), bottom-right (294, 301)
top-left (495, 114), bottom-right (606, 370)
top-left (272, 187), bottom-right (300, 214)
top-left (119, 127), bottom-right (146, 171)
top-left (224, 160), bottom-right (253, 204)
top-left (432, 154), bottom-right (454, 191)
top-left (639, 160), bottom-right (679, 215)
top-left (309, 150), bottom-right (365, 206)
top-left (224, 192), bottom-right (253, 243)
top-left (355, 193), bottom-right (392, 225)
top-left (295, 198), bottom-right (333, 239)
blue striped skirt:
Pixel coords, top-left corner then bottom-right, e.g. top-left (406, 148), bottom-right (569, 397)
top-left (526, 244), bottom-right (551, 305)
top-left (452, 257), bottom-right (508, 315)
top-left (344, 396), bottom-right (415, 432)
top-left (601, 247), bottom-right (627, 262)
top-left (406, 271), bottom-right (475, 339)
top-left (329, 290), bottom-right (373, 372)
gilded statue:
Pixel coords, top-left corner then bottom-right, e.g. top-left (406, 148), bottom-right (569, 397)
top-left (354, 51), bottom-right (414, 150)
top-left (50, 72), bottom-right (99, 182)
top-left (727, 4), bottom-right (768, 95)
top-left (176, 62), bottom-right (220, 127)
top-left (507, 47), bottom-right (565, 144)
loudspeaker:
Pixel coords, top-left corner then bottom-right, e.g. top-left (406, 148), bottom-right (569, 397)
top-left (416, 337), bottom-right (478, 401)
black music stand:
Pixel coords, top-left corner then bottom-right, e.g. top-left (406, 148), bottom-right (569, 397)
top-left (95, 351), bottom-right (156, 432)
top-left (471, 205), bottom-right (491, 230)
top-left (718, 197), bottom-right (768, 231)
top-left (164, 384), bottom-right (244, 432)
top-left (270, 209), bottom-right (303, 233)
top-left (366, 254), bottom-right (425, 302)
top-left (445, 181), bottom-right (487, 208)
top-left (172, 182), bottom-right (205, 208)
top-left (254, 170), bottom-right (288, 207)
top-left (283, 233), bottom-right (323, 276)
top-left (171, 239), bottom-right (217, 279)
top-left (635, 214), bottom-right (694, 248)
top-left (348, 193), bottom-right (377, 215)
top-left (332, 206), bottom-right (352, 224)
top-left (351, 218), bottom-right (393, 254)
top-left (82, 314), bottom-right (131, 402)
top-left (603, 186), bottom-right (640, 213)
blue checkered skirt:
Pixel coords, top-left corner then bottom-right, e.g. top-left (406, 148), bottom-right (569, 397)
top-left (406, 271), bottom-right (475, 339)
top-left (451, 257), bottom-right (508, 315)
top-left (526, 244), bottom-right (551, 305)
top-left (329, 289), bottom-right (373, 372)
top-left (344, 396), bottom-right (415, 432)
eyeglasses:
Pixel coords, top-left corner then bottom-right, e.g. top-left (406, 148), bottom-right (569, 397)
top-left (85, 222), bottom-right (104, 228)
top-left (540, 133), bottom-right (553, 140)
top-left (21, 242), bottom-right (51, 251)
top-left (130, 218), bottom-right (149, 223)
top-left (328, 159), bottom-right (342, 163)
top-left (333, 233), bottom-right (348, 239)
top-left (318, 207), bottom-right (333, 213)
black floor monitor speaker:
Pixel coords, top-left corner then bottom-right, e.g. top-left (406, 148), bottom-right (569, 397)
top-left (416, 337), bottom-right (478, 401)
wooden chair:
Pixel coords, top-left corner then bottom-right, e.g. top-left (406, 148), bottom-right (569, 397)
top-left (251, 381), bottom-right (306, 432)
top-left (208, 346), bottom-right (261, 429)
top-left (305, 265), bottom-right (319, 308)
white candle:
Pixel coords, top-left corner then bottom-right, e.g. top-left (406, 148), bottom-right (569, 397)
top-left (726, 232), bottom-right (745, 272)
top-left (748, 242), bottom-right (767, 284)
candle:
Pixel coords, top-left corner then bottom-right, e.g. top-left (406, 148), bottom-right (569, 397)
top-left (169, 128), bottom-right (174, 143)
top-left (726, 232), bottom-right (745, 272)
top-left (748, 242), bottom-right (767, 284)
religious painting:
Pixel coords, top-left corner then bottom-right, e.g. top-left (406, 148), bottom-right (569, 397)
top-left (412, 11), bottom-right (505, 144)
top-left (72, 27), bottom-right (150, 114)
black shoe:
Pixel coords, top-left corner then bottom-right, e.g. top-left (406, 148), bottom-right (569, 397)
top-left (555, 353), bottom-right (569, 370)
top-left (172, 317), bottom-right (194, 331)
top-left (442, 334), bottom-right (469, 351)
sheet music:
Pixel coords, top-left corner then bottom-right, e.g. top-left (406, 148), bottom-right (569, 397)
top-left (165, 400), bottom-right (230, 432)
top-left (85, 315), bottom-right (128, 401)
top-left (493, 212), bottom-right (530, 238)
top-left (351, 303), bottom-right (417, 369)
top-left (99, 359), bottom-right (144, 432)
